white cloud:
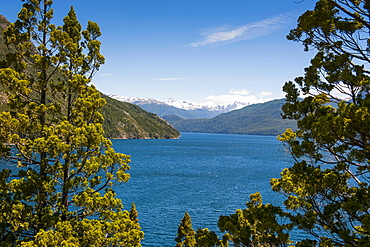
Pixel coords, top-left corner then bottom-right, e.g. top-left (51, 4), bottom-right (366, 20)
top-left (157, 78), bottom-right (188, 81)
top-left (202, 89), bottom-right (277, 106)
top-left (228, 88), bottom-right (250, 95)
top-left (259, 91), bottom-right (273, 97)
top-left (189, 13), bottom-right (292, 47)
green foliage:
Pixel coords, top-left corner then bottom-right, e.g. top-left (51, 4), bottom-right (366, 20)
top-left (0, 1), bottom-right (143, 245)
top-left (0, 15), bottom-right (8, 65)
top-left (195, 228), bottom-right (223, 247)
top-left (275, 0), bottom-right (370, 245)
top-left (164, 99), bottom-right (297, 136)
top-left (218, 192), bottom-right (292, 247)
top-left (175, 212), bottom-right (227, 247)
top-left (175, 194), bottom-right (291, 247)
top-left (175, 212), bottom-right (197, 247)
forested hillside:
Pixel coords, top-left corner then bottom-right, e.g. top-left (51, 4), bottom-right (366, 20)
top-left (164, 98), bottom-right (296, 136)
top-left (102, 94), bottom-right (180, 138)
top-left (0, 14), bottom-right (179, 139)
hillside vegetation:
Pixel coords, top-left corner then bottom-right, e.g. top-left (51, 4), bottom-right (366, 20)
top-left (163, 98), bottom-right (296, 136)
top-left (0, 14), bottom-right (179, 139)
top-left (102, 95), bottom-right (180, 139)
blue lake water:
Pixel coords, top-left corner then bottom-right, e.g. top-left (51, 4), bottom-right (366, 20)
top-left (112, 132), bottom-right (294, 246)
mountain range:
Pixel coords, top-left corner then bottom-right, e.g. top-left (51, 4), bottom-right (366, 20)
top-left (108, 93), bottom-right (296, 136)
top-left (163, 98), bottom-right (296, 136)
top-left (106, 94), bottom-right (248, 119)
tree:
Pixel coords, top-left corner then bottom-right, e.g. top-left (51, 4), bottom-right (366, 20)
top-left (0, 0), bottom-right (143, 246)
top-left (175, 212), bottom-right (197, 247)
top-left (194, 228), bottom-right (223, 247)
top-left (272, 0), bottom-right (370, 245)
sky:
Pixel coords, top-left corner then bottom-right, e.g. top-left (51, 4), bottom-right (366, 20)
top-left (0, 0), bottom-right (317, 106)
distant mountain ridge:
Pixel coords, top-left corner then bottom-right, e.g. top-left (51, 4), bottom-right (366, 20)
top-left (106, 93), bottom-right (249, 119)
top-left (163, 98), bottom-right (297, 136)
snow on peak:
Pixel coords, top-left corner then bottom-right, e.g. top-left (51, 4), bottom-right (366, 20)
top-left (105, 94), bottom-right (164, 105)
top-left (105, 93), bottom-right (249, 113)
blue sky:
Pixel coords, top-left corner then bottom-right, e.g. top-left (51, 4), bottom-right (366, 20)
top-left (1, 0), bottom-right (317, 105)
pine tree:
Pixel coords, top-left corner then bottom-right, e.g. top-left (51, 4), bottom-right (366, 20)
top-left (175, 212), bottom-right (197, 247)
top-left (0, 1), bottom-right (143, 246)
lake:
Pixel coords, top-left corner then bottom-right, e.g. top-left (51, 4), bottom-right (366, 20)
top-left (112, 132), bottom-right (294, 246)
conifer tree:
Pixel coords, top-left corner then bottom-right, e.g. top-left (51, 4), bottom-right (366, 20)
top-left (0, 1), bottom-right (143, 246)
top-left (175, 212), bottom-right (197, 247)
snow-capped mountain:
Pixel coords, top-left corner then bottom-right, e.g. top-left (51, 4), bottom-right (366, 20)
top-left (105, 93), bottom-right (249, 115)
top-left (106, 95), bottom-right (165, 106)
